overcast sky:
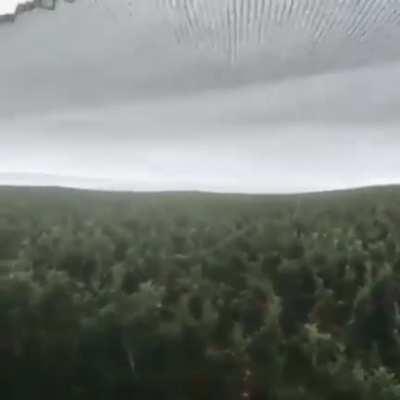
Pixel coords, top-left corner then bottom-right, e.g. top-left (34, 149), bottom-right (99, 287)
top-left (1, 0), bottom-right (400, 193)
top-left (0, 0), bottom-right (20, 15)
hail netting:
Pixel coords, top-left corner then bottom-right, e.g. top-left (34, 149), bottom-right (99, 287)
top-left (2, 0), bottom-right (400, 63)
top-left (132, 0), bottom-right (400, 62)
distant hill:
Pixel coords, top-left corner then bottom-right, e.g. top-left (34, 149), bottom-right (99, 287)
top-left (0, 172), bottom-right (118, 190)
top-left (0, 178), bottom-right (400, 198)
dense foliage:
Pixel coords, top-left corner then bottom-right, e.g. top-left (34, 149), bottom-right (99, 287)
top-left (2, 186), bottom-right (400, 399)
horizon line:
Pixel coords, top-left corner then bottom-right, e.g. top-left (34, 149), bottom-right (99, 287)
top-left (1, 181), bottom-right (399, 197)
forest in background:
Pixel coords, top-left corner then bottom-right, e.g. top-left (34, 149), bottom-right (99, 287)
top-left (2, 186), bottom-right (400, 399)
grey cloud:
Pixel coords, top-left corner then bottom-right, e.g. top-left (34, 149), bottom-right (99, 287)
top-left (1, 1), bottom-right (400, 192)
top-left (2, 0), bottom-right (400, 118)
